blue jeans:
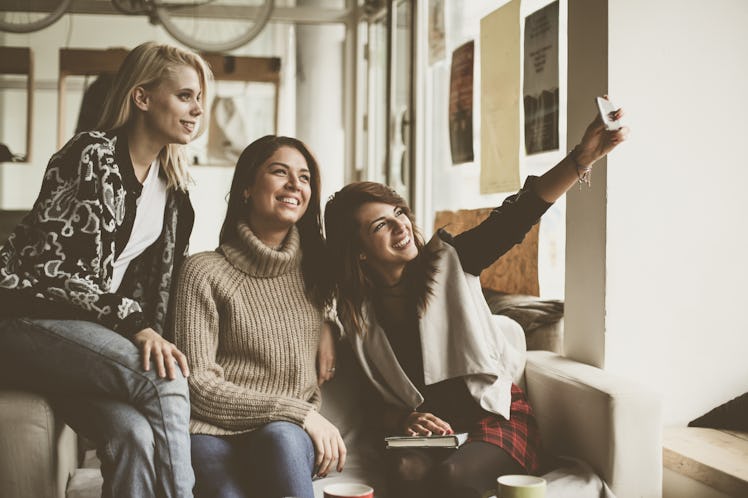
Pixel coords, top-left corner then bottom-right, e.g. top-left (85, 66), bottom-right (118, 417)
top-left (192, 422), bottom-right (315, 498)
top-left (0, 318), bottom-right (194, 498)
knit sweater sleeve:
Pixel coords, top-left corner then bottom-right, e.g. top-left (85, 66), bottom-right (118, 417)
top-left (172, 254), bottom-right (316, 431)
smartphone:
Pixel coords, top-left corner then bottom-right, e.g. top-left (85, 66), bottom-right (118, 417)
top-left (596, 96), bottom-right (621, 130)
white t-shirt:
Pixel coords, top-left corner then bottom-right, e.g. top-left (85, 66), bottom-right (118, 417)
top-left (110, 160), bottom-right (168, 292)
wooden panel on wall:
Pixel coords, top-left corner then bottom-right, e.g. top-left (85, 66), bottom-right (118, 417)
top-left (433, 207), bottom-right (539, 296)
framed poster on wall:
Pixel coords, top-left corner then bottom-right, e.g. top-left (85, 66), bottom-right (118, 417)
top-left (523, 1), bottom-right (560, 155)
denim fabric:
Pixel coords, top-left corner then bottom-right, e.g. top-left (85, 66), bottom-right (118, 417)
top-left (0, 318), bottom-right (194, 498)
top-left (192, 421), bottom-right (315, 498)
top-left (56, 397), bottom-right (158, 498)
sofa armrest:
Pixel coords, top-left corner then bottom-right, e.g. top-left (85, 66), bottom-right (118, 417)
top-left (0, 391), bottom-right (78, 498)
top-left (524, 351), bottom-right (662, 498)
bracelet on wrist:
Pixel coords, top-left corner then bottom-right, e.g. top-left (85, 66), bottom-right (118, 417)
top-left (570, 147), bottom-right (592, 188)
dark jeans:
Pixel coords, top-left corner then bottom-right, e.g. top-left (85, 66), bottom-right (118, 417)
top-left (191, 421), bottom-right (315, 498)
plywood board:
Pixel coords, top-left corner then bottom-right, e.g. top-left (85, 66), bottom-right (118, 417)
top-left (434, 207), bottom-right (539, 296)
top-left (663, 427), bottom-right (748, 496)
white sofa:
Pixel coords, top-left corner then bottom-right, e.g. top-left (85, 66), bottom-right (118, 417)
top-left (524, 351), bottom-right (662, 497)
top-left (0, 391), bottom-right (78, 498)
top-left (312, 344), bottom-right (662, 498)
top-left (0, 342), bottom-right (662, 498)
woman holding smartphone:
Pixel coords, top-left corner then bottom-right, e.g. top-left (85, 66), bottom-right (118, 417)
top-left (324, 105), bottom-right (627, 498)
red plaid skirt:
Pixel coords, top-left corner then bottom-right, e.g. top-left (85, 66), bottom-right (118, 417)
top-left (465, 383), bottom-right (541, 473)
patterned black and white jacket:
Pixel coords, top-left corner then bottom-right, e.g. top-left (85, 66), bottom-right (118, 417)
top-left (0, 130), bottom-right (194, 339)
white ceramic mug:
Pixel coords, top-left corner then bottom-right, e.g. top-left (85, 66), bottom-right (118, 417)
top-left (496, 475), bottom-right (546, 498)
top-left (323, 482), bottom-right (374, 498)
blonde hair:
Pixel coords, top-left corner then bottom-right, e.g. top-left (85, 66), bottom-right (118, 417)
top-left (97, 41), bottom-right (213, 191)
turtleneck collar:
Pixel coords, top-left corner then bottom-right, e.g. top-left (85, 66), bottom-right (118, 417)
top-left (220, 221), bottom-right (301, 277)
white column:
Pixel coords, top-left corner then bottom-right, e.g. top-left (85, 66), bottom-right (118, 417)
top-left (295, 0), bottom-right (347, 201)
top-left (565, 0), bottom-right (609, 368)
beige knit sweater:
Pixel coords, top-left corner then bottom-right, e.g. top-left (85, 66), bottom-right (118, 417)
top-left (172, 221), bottom-right (323, 435)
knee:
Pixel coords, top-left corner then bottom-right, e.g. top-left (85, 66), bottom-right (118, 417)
top-left (105, 417), bottom-right (155, 460)
top-left (255, 422), bottom-right (311, 454)
top-left (191, 435), bottom-right (231, 478)
top-left (390, 453), bottom-right (431, 482)
top-left (153, 371), bottom-right (189, 399)
top-left (433, 461), bottom-right (470, 491)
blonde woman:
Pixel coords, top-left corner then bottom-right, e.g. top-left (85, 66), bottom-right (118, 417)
top-left (0, 42), bottom-right (212, 498)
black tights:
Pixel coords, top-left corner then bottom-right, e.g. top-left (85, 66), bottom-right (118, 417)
top-left (386, 441), bottom-right (524, 498)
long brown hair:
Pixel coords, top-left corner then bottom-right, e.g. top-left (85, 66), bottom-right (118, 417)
top-left (98, 41), bottom-right (213, 191)
top-left (324, 182), bottom-right (438, 336)
top-left (220, 135), bottom-right (331, 308)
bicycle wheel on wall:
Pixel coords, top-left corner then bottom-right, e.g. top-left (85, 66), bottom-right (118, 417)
top-left (0, 0), bottom-right (72, 33)
top-left (153, 0), bottom-right (274, 53)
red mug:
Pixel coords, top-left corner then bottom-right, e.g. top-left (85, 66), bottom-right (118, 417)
top-left (323, 483), bottom-right (374, 498)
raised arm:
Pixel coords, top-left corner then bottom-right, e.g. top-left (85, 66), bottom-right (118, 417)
top-left (533, 102), bottom-right (628, 202)
top-left (442, 182), bottom-right (551, 275)
top-left (444, 101), bottom-right (628, 275)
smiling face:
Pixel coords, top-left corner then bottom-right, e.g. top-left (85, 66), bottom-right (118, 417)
top-left (244, 146), bottom-right (312, 233)
top-left (136, 64), bottom-right (203, 146)
top-left (355, 201), bottom-right (419, 284)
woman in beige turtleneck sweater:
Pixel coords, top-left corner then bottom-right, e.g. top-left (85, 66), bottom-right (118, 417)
top-left (172, 135), bottom-right (344, 498)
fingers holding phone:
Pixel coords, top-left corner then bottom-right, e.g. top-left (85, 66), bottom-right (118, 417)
top-left (596, 95), bottom-right (623, 130)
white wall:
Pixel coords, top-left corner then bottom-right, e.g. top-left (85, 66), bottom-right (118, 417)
top-left (603, 0), bottom-right (748, 425)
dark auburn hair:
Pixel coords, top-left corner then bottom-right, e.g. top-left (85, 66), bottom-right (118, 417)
top-left (324, 182), bottom-right (437, 336)
top-left (220, 135), bottom-right (331, 308)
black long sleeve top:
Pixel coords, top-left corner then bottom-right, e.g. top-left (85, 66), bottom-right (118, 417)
top-left (373, 177), bottom-right (551, 426)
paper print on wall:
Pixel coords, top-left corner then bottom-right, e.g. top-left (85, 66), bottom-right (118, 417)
top-left (448, 40), bottom-right (475, 165)
top-left (428, 0), bottom-right (446, 65)
top-left (202, 81), bottom-right (276, 166)
top-left (480, 0), bottom-right (521, 193)
top-left (523, 1), bottom-right (559, 155)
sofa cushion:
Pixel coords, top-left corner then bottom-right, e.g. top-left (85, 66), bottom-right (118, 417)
top-left (482, 289), bottom-right (563, 332)
top-left (315, 340), bottom-right (389, 497)
top-left (483, 290), bottom-right (564, 353)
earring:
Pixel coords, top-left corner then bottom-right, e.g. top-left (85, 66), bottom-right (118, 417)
top-left (242, 195), bottom-right (250, 205)
top-left (359, 253), bottom-right (367, 261)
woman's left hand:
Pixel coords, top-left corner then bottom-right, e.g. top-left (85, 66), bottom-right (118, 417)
top-left (574, 97), bottom-right (630, 167)
top-left (132, 327), bottom-right (190, 380)
top-left (316, 321), bottom-right (337, 386)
